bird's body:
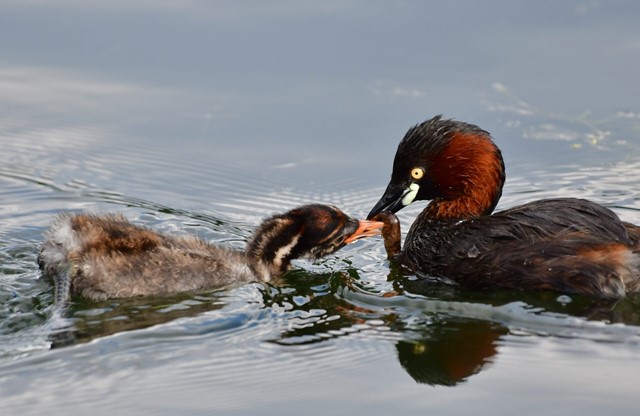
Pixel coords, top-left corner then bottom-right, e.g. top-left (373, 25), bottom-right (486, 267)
top-left (369, 116), bottom-right (640, 298)
top-left (40, 205), bottom-right (383, 302)
top-left (400, 198), bottom-right (640, 298)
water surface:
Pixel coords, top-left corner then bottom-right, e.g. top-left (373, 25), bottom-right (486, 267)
top-left (1, 2), bottom-right (640, 415)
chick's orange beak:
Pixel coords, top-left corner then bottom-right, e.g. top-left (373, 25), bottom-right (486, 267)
top-left (344, 219), bottom-right (384, 244)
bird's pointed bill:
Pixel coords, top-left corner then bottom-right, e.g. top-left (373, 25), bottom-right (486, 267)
top-left (367, 182), bottom-right (419, 219)
top-left (344, 220), bottom-right (384, 244)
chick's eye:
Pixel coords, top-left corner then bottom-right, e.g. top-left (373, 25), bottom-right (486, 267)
top-left (411, 167), bottom-right (425, 180)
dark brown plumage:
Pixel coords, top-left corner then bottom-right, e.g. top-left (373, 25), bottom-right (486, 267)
top-left (39, 205), bottom-right (383, 302)
top-left (368, 115), bottom-right (640, 298)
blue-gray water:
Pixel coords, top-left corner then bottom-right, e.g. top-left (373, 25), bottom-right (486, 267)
top-left (1, 1), bottom-right (640, 415)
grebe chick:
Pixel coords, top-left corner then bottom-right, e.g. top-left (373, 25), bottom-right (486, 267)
top-left (39, 205), bottom-right (383, 302)
top-left (368, 115), bottom-right (640, 299)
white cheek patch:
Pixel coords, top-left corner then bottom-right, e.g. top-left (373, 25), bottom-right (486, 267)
top-left (401, 183), bottom-right (420, 206)
top-left (273, 233), bottom-right (300, 269)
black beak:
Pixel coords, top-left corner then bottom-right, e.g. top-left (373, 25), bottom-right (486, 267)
top-left (367, 182), bottom-right (407, 219)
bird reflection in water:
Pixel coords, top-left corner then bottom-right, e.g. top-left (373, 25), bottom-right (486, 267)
top-left (396, 319), bottom-right (504, 386)
top-left (267, 271), bottom-right (640, 386)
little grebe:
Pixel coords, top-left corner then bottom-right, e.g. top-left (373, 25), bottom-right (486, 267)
top-left (39, 205), bottom-right (383, 302)
top-left (368, 115), bottom-right (640, 298)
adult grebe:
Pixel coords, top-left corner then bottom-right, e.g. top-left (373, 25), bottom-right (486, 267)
top-left (368, 115), bottom-right (640, 298)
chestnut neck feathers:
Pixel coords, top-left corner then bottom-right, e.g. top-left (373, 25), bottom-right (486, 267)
top-left (370, 115), bottom-right (505, 222)
top-left (406, 116), bottom-right (504, 220)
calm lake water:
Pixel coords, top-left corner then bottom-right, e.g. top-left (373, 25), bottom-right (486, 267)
top-left (2, 1), bottom-right (640, 415)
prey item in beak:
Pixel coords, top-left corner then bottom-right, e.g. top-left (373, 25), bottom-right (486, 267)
top-left (343, 219), bottom-right (384, 244)
top-left (367, 182), bottom-right (420, 219)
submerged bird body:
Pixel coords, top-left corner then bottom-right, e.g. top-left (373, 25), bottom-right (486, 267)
top-left (39, 205), bottom-right (383, 302)
top-left (369, 116), bottom-right (640, 298)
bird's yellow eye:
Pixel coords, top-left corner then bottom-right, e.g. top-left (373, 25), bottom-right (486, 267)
top-left (411, 167), bottom-right (425, 180)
